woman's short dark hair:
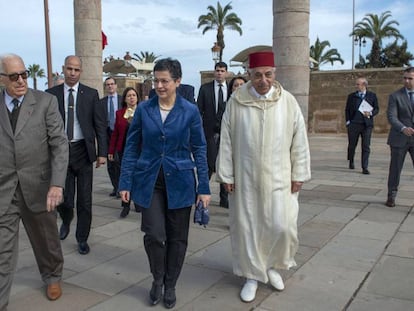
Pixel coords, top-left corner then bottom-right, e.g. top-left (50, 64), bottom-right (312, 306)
top-left (153, 58), bottom-right (182, 80)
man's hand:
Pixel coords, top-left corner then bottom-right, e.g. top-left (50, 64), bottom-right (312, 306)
top-left (96, 156), bottom-right (106, 168)
top-left (402, 127), bottom-right (414, 136)
top-left (119, 190), bottom-right (130, 203)
top-left (224, 183), bottom-right (235, 193)
top-left (291, 181), bottom-right (304, 193)
top-left (46, 186), bottom-right (63, 212)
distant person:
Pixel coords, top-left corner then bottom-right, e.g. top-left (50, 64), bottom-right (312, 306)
top-left (119, 58), bottom-right (210, 309)
top-left (46, 55), bottom-right (107, 255)
top-left (108, 87), bottom-right (141, 217)
top-left (345, 77), bottom-right (379, 174)
top-left (100, 77), bottom-right (122, 197)
top-left (216, 51), bottom-right (311, 303)
top-left (149, 83), bottom-right (195, 103)
top-left (197, 61), bottom-right (229, 208)
top-left (385, 67), bottom-right (414, 207)
top-left (227, 76), bottom-right (247, 99)
top-left (0, 53), bottom-right (69, 307)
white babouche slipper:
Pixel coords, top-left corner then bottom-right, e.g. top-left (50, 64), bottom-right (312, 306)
top-left (240, 279), bottom-right (258, 302)
top-left (268, 269), bottom-right (285, 291)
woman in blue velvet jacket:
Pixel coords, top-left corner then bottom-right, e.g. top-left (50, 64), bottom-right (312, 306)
top-left (119, 58), bottom-right (211, 309)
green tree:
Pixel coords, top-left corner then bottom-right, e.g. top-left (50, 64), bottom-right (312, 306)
top-left (352, 11), bottom-right (403, 68)
top-left (27, 64), bottom-right (45, 90)
top-left (197, 1), bottom-right (242, 62)
top-left (132, 51), bottom-right (160, 63)
top-left (309, 37), bottom-right (344, 71)
top-left (380, 40), bottom-right (413, 67)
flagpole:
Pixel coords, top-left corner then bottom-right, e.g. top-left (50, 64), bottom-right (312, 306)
top-left (44, 0), bottom-right (53, 87)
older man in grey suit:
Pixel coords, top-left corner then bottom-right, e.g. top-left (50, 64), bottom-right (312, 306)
top-left (386, 67), bottom-right (414, 207)
top-left (0, 54), bottom-right (69, 308)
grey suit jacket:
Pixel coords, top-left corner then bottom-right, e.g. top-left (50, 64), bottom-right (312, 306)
top-left (387, 87), bottom-right (414, 147)
top-left (0, 89), bottom-right (69, 215)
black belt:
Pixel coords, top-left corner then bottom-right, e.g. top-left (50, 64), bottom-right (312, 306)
top-left (69, 139), bottom-right (85, 146)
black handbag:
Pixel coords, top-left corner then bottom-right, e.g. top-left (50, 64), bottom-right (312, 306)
top-left (194, 201), bottom-right (209, 227)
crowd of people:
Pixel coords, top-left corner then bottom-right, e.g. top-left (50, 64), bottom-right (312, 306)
top-left (1, 49), bottom-right (413, 310)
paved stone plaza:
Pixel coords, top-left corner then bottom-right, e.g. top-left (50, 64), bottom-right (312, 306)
top-left (8, 134), bottom-right (414, 310)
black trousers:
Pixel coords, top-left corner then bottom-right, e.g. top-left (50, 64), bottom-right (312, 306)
top-left (58, 140), bottom-right (93, 243)
top-left (140, 169), bottom-right (191, 289)
top-left (387, 144), bottom-right (414, 197)
top-left (107, 128), bottom-right (120, 192)
top-left (347, 123), bottom-right (372, 169)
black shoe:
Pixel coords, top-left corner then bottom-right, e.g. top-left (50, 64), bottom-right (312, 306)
top-left (149, 282), bottom-right (163, 305)
top-left (134, 204), bottom-right (141, 213)
top-left (59, 223), bottom-right (70, 240)
top-left (220, 200), bottom-right (229, 208)
top-left (362, 169), bottom-right (370, 175)
top-left (120, 206), bottom-right (130, 218)
top-left (78, 242), bottom-right (90, 255)
top-left (109, 190), bottom-right (117, 197)
top-left (385, 198), bottom-right (395, 207)
top-left (164, 288), bottom-right (176, 309)
top-left (349, 161), bottom-right (355, 169)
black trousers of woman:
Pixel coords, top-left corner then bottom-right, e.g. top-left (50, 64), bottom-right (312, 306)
top-left (140, 168), bottom-right (191, 289)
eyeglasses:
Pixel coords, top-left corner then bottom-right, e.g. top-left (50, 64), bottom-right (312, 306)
top-left (0, 70), bottom-right (30, 82)
top-left (153, 78), bottom-right (173, 86)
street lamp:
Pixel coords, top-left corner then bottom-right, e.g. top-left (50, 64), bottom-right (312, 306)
top-left (354, 35), bottom-right (366, 63)
top-left (211, 42), bottom-right (221, 64)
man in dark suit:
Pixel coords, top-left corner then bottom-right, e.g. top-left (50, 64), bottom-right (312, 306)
top-left (385, 67), bottom-right (414, 207)
top-left (345, 77), bottom-right (379, 174)
top-left (197, 61), bottom-right (229, 208)
top-left (100, 77), bottom-right (123, 197)
top-left (0, 53), bottom-right (69, 307)
top-left (46, 55), bottom-right (107, 255)
top-left (149, 83), bottom-right (195, 103)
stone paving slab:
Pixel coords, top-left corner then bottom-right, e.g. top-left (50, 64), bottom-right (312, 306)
top-left (8, 135), bottom-right (414, 310)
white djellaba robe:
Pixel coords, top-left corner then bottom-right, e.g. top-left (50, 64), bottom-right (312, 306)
top-left (216, 80), bottom-right (311, 283)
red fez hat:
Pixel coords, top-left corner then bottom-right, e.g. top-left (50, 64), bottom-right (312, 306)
top-left (249, 51), bottom-right (275, 68)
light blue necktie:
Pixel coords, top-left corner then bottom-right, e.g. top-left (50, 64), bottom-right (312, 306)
top-left (109, 96), bottom-right (115, 130)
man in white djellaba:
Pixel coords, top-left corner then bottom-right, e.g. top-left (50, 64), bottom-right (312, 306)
top-left (216, 51), bottom-right (311, 303)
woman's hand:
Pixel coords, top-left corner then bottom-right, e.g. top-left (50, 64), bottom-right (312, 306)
top-left (196, 194), bottom-right (211, 208)
top-left (119, 190), bottom-right (130, 203)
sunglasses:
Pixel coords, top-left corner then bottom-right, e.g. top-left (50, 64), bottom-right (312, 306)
top-left (0, 70), bottom-right (30, 82)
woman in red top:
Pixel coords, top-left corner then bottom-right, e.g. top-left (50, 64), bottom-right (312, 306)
top-left (108, 87), bottom-right (141, 217)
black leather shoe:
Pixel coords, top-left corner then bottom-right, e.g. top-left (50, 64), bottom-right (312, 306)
top-left (164, 288), bottom-right (176, 309)
top-left (59, 223), bottom-right (70, 240)
top-left (120, 206), bottom-right (130, 218)
top-left (220, 200), bottom-right (229, 208)
top-left (149, 282), bottom-right (163, 305)
top-left (362, 169), bottom-right (370, 175)
top-left (134, 204), bottom-right (141, 213)
top-left (385, 198), bottom-right (395, 207)
top-left (349, 161), bottom-right (355, 169)
top-left (109, 190), bottom-right (117, 197)
top-left (78, 242), bottom-right (90, 255)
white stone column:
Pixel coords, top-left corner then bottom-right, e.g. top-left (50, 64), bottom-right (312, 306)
top-left (273, 0), bottom-right (310, 121)
top-left (74, 0), bottom-right (103, 96)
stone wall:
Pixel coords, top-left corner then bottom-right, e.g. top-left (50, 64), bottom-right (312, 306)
top-left (309, 68), bottom-right (404, 134)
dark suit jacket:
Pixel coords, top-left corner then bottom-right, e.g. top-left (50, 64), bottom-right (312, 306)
top-left (119, 95), bottom-right (210, 209)
top-left (149, 84), bottom-right (195, 103)
top-left (99, 94), bottom-right (123, 130)
top-left (197, 81), bottom-right (223, 171)
top-left (0, 89), bottom-right (68, 214)
top-left (109, 107), bottom-right (129, 154)
top-left (46, 83), bottom-right (107, 162)
top-left (345, 90), bottom-right (379, 127)
top-left (387, 87), bottom-right (414, 147)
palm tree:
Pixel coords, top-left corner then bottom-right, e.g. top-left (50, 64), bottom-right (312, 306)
top-left (27, 64), bottom-right (45, 90)
top-left (197, 1), bottom-right (242, 62)
top-left (352, 11), bottom-right (403, 68)
top-left (380, 40), bottom-right (413, 67)
top-left (132, 51), bottom-right (160, 63)
top-left (309, 37), bottom-right (344, 71)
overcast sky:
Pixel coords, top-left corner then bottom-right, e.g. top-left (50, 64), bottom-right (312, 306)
top-left (1, 0), bottom-right (412, 93)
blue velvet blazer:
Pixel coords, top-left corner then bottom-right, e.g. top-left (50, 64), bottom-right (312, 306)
top-left (119, 95), bottom-right (210, 209)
